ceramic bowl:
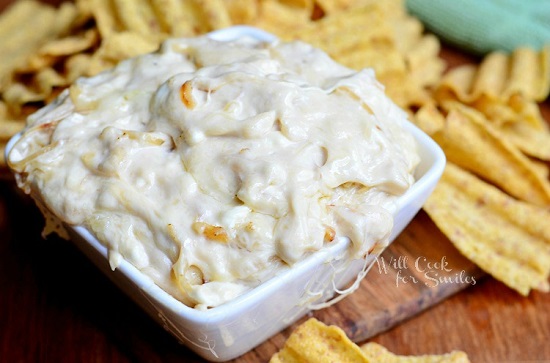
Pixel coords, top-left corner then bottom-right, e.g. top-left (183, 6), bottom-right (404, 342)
top-left (5, 26), bottom-right (445, 362)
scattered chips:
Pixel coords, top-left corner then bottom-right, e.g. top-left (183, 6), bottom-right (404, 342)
top-left (429, 101), bottom-right (550, 206)
top-left (0, 0), bottom-right (78, 87)
top-left (497, 120), bottom-right (550, 161)
top-left (409, 40), bottom-right (550, 295)
top-left (270, 318), bottom-right (470, 363)
top-left (423, 163), bottom-right (550, 296)
top-left (437, 46), bottom-right (550, 104)
top-left (435, 46), bottom-right (550, 160)
top-left (270, 318), bottom-right (370, 363)
top-left (265, 0), bottom-right (445, 108)
top-left (361, 342), bottom-right (470, 363)
top-left (0, 0), bottom-right (94, 123)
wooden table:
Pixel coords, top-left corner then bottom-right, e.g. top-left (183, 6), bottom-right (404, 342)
top-left (1, 1), bottom-right (550, 362)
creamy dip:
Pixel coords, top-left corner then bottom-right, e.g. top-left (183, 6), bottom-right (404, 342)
top-left (9, 35), bottom-right (419, 309)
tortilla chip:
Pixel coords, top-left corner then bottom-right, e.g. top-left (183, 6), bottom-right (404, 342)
top-left (195, 0), bottom-right (231, 31)
top-left (404, 34), bottom-right (445, 89)
top-left (503, 46), bottom-right (550, 102)
top-left (149, 0), bottom-right (197, 36)
top-left (314, 0), bottom-right (360, 15)
top-left (437, 46), bottom-right (550, 104)
top-left (265, 0), bottom-right (442, 109)
top-left (89, 0), bottom-right (119, 37)
top-left (412, 103), bottom-right (445, 136)
top-left (270, 318), bottom-right (470, 363)
top-left (0, 142), bottom-right (5, 167)
top-left (0, 119), bottom-right (23, 140)
top-left (424, 163), bottom-right (550, 296)
top-left (37, 28), bottom-right (99, 58)
top-left (270, 318), bottom-right (369, 363)
top-left (471, 93), bottom-right (547, 132)
top-left (88, 31), bottom-right (159, 74)
top-left (252, 0), bottom-right (311, 34)
top-left (222, 0), bottom-right (260, 25)
top-left (529, 158), bottom-right (550, 180)
top-left (65, 53), bottom-right (93, 82)
top-left (3, 83), bottom-right (44, 107)
top-left (361, 342), bottom-right (470, 363)
top-left (112, 0), bottom-right (163, 38)
top-left (496, 120), bottom-right (550, 161)
top-left (35, 67), bottom-right (67, 95)
top-left (0, 0), bottom-right (71, 87)
top-left (433, 102), bottom-right (550, 206)
top-left (435, 46), bottom-right (550, 141)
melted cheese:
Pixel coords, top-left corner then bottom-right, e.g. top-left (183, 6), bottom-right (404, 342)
top-left (9, 36), bottom-right (419, 309)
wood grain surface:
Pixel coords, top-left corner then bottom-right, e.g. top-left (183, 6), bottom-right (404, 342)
top-left (1, 1), bottom-right (550, 362)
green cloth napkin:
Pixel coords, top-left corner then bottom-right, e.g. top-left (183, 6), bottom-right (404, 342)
top-left (405, 0), bottom-right (550, 55)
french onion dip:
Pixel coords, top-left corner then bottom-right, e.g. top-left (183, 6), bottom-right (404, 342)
top-left (9, 35), bottom-right (419, 309)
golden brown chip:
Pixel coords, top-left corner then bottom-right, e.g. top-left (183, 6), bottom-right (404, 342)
top-left (65, 53), bottom-right (93, 82)
top-left (435, 46), bottom-right (550, 138)
top-left (112, 0), bottom-right (163, 38)
top-left (472, 93), bottom-right (547, 132)
top-left (337, 42), bottom-right (404, 74)
top-left (88, 32), bottom-right (159, 74)
top-left (496, 120), bottom-right (550, 161)
top-left (314, 0), bottom-right (359, 15)
top-left (412, 103), bottom-right (445, 136)
top-left (270, 318), bottom-right (470, 363)
top-left (36, 67), bottom-right (67, 94)
top-left (379, 71), bottom-right (434, 108)
top-left (0, 100), bottom-right (7, 118)
top-left (435, 65), bottom-right (476, 105)
top-left (263, 0), bottom-right (443, 109)
top-left (530, 158), bottom-right (550, 180)
top-left (432, 102), bottom-right (550, 206)
top-left (0, 142), bottom-right (6, 168)
top-left (390, 10), bottom-right (423, 53)
top-left (149, 0), bottom-right (196, 36)
top-left (2, 67), bottom-right (66, 111)
top-left (424, 163), bottom-right (550, 296)
top-left (438, 46), bottom-right (550, 104)
top-left (47, 2), bottom-right (80, 37)
top-left (253, 0), bottom-right (312, 34)
top-left (3, 83), bottom-right (43, 108)
top-left (286, 4), bottom-right (391, 54)
top-left (195, 0), bottom-right (232, 30)
top-left (269, 318), bottom-right (370, 363)
top-left (404, 34), bottom-right (445, 89)
top-left (1, 2), bottom-right (78, 72)
top-left (89, 0), bottom-right (120, 37)
top-left (37, 28), bottom-right (99, 58)
top-left (224, 0), bottom-right (260, 24)
top-left (0, 0), bottom-right (83, 127)
top-left (0, 1), bottom-right (62, 87)
top-left (361, 342), bottom-right (470, 363)
top-left (503, 46), bottom-right (550, 102)
top-left (0, 119), bottom-right (24, 140)
top-left (278, 0), bottom-right (314, 9)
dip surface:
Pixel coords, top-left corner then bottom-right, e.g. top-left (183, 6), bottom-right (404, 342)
top-left (9, 35), bottom-right (419, 309)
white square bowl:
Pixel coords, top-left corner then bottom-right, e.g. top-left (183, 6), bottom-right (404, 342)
top-left (5, 26), bottom-right (446, 362)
